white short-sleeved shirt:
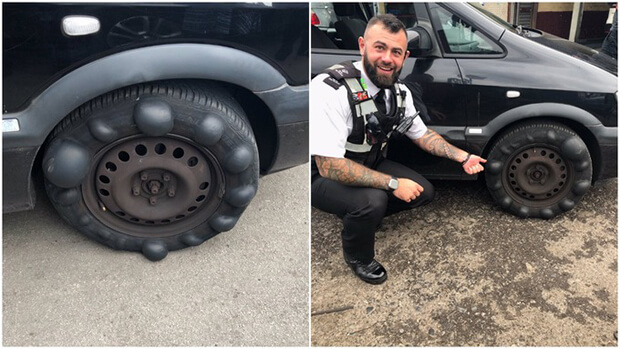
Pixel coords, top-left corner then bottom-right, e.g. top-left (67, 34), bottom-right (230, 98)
top-left (310, 61), bottom-right (428, 159)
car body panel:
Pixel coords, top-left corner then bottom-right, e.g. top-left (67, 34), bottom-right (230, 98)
top-left (3, 2), bottom-right (308, 112)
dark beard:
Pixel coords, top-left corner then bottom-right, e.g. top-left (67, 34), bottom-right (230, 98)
top-left (363, 53), bottom-right (402, 89)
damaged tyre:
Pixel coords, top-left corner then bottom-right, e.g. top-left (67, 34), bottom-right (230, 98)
top-left (42, 81), bottom-right (259, 260)
top-left (485, 121), bottom-right (592, 219)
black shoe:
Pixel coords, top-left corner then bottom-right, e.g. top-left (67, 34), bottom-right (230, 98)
top-left (344, 255), bottom-right (387, 285)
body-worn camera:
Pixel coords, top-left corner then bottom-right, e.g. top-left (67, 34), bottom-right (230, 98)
top-left (365, 110), bottom-right (420, 145)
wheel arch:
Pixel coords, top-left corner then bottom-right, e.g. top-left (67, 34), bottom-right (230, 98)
top-left (478, 104), bottom-right (603, 181)
top-left (5, 43), bottom-right (293, 143)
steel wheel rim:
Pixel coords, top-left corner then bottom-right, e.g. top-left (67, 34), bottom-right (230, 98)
top-left (503, 146), bottom-right (572, 207)
top-left (83, 135), bottom-right (224, 238)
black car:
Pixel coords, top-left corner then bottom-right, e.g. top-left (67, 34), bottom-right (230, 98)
top-left (3, 3), bottom-right (309, 260)
top-left (312, 2), bottom-right (617, 219)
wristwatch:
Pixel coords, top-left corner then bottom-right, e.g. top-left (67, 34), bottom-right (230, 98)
top-left (388, 176), bottom-right (399, 191)
top-left (461, 153), bottom-right (472, 165)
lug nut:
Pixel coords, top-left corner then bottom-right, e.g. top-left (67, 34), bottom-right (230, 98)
top-left (149, 197), bottom-right (157, 205)
top-left (163, 173), bottom-right (171, 182)
top-left (149, 181), bottom-right (161, 194)
top-left (168, 183), bottom-right (176, 198)
top-left (132, 186), bottom-right (141, 196)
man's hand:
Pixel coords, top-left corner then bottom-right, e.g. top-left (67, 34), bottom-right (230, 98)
top-left (462, 155), bottom-right (487, 175)
top-left (393, 178), bottom-right (424, 203)
top-left (413, 129), bottom-right (487, 175)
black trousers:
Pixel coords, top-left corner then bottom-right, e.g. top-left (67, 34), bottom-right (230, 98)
top-left (311, 158), bottom-right (435, 263)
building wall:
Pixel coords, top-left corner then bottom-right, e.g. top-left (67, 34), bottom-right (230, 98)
top-left (537, 3), bottom-right (573, 38)
top-left (476, 2), bottom-right (510, 21)
top-left (537, 2), bottom-right (609, 40)
top-left (580, 4), bottom-right (610, 40)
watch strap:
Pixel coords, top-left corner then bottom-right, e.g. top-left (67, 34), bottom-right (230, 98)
top-left (461, 153), bottom-right (472, 165)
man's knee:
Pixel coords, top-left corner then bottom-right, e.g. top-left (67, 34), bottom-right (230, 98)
top-left (418, 181), bottom-right (435, 204)
top-left (348, 189), bottom-right (389, 220)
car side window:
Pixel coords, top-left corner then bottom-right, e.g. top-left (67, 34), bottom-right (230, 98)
top-left (429, 5), bottom-right (503, 54)
top-left (311, 2), bottom-right (420, 50)
top-left (312, 2), bottom-right (338, 30)
top-left (311, 2), bottom-right (365, 50)
top-left (385, 3), bottom-right (418, 29)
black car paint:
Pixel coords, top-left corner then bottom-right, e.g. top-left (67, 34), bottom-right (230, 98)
top-left (3, 3), bottom-right (308, 112)
top-left (311, 2), bottom-right (617, 182)
top-left (3, 3), bottom-right (309, 213)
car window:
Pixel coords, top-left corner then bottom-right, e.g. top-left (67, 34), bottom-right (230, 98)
top-left (312, 2), bottom-right (338, 29)
top-left (384, 2), bottom-right (418, 29)
top-left (429, 4), bottom-right (503, 54)
top-left (311, 2), bottom-right (416, 50)
top-left (470, 3), bottom-right (517, 33)
top-left (311, 2), bottom-right (369, 50)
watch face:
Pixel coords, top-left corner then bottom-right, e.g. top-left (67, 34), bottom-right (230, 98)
top-left (389, 178), bottom-right (398, 190)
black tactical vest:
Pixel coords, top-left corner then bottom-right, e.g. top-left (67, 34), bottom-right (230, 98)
top-left (320, 61), bottom-right (407, 168)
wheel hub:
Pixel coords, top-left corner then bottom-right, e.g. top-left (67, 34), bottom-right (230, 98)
top-left (91, 136), bottom-right (221, 226)
top-left (526, 165), bottom-right (549, 185)
top-left (132, 169), bottom-right (177, 204)
top-left (506, 147), bottom-right (569, 201)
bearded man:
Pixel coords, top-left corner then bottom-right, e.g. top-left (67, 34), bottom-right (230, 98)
top-left (310, 14), bottom-right (487, 285)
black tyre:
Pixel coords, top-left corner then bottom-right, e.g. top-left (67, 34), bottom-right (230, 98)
top-left (42, 81), bottom-right (259, 261)
top-left (485, 121), bottom-right (592, 219)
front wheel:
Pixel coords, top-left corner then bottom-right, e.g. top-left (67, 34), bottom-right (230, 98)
top-left (485, 121), bottom-right (592, 219)
top-left (42, 81), bottom-right (259, 260)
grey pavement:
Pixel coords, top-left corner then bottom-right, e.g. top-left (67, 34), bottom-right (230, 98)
top-left (3, 164), bottom-right (309, 346)
top-left (311, 178), bottom-right (617, 346)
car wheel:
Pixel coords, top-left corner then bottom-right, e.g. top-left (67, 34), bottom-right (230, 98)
top-left (42, 81), bottom-right (259, 261)
top-left (485, 121), bottom-right (592, 219)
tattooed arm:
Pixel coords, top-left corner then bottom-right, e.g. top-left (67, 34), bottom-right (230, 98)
top-left (314, 156), bottom-right (425, 202)
top-left (314, 155), bottom-right (391, 189)
top-left (412, 129), bottom-right (469, 162)
top-left (412, 129), bottom-right (487, 174)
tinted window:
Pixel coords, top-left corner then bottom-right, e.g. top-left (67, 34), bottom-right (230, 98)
top-left (385, 2), bottom-right (418, 28)
top-left (312, 2), bottom-right (420, 50)
top-left (429, 4), bottom-right (503, 54)
top-left (311, 2), bottom-right (338, 29)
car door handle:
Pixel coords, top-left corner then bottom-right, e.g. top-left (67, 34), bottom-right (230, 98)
top-left (506, 90), bottom-right (521, 98)
top-left (62, 16), bottom-right (100, 36)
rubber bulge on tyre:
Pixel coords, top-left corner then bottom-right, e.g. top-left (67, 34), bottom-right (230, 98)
top-left (485, 121), bottom-right (592, 219)
top-left (42, 81), bottom-right (259, 261)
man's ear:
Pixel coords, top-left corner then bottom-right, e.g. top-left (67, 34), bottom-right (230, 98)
top-left (358, 36), bottom-right (365, 55)
top-left (404, 50), bottom-right (410, 60)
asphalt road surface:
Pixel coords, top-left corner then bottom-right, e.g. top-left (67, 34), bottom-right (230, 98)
top-left (311, 178), bottom-right (617, 346)
top-left (3, 164), bottom-right (309, 346)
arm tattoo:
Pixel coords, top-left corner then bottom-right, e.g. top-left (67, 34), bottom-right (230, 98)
top-left (414, 129), bottom-right (467, 162)
top-left (315, 156), bottom-right (390, 189)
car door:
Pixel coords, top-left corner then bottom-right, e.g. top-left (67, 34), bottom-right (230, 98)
top-left (390, 2), bottom-right (509, 179)
top-left (385, 2), bottom-right (469, 179)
